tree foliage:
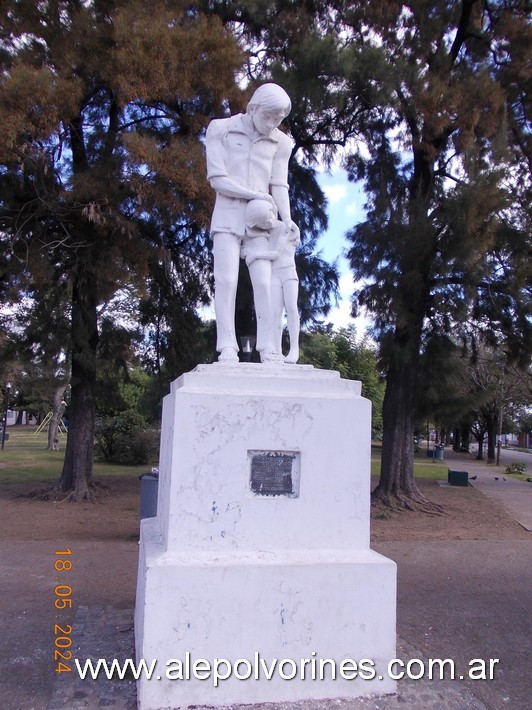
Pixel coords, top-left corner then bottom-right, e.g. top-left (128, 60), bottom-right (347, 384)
top-left (300, 325), bottom-right (385, 438)
top-left (0, 0), bottom-right (242, 498)
top-left (339, 0), bottom-right (531, 508)
top-left (415, 336), bottom-right (531, 461)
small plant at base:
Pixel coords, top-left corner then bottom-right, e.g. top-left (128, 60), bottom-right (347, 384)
top-left (505, 461), bottom-right (527, 476)
top-left (371, 509), bottom-right (392, 520)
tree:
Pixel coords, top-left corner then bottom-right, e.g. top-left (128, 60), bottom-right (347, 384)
top-left (341, 0), bottom-right (531, 509)
top-left (0, 0), bottom-right (242, 498)
top-left (138, 259), bottom-right (217, 385)
top-left (300, 325), bottom-right (385, 439)
top-left (0, 270), bottom-right (71, 447)
top-left (416, 336), bottom-right (531, 461)
top-left (460, 347), bottom-right (531, 462)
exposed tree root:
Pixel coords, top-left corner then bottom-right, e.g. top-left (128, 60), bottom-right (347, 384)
top-left (24, 480), bottom-right (110, 503)
top-left (371, 488), bottom-right (445, 516)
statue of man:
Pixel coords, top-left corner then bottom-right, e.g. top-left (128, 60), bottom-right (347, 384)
top-left (205, 83), bottom-right (293, 362)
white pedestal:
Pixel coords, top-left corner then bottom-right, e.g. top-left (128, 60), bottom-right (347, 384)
top-left (135, 364), bottom-right (396, 709)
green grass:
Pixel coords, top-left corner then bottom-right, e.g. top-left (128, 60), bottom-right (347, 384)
top-left (412, 458), bottom-right (449, 479)
top-left (504, 472), bottom-right (530, 482)
top-left (0, 426), bottom-right (151, 487)
top-left (2, 429), bottom-right (458, 489)
top-left (371, 444), bottom-right (449, 479)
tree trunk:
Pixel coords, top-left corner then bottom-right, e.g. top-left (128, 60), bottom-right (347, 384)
top-left (58, 258), bottom-right (99, 499)
top-left (372, 321), bottom-right (437, 511)
top-left (486, 414), bottom-right (497, 463)
top-left (47, 382), bottom-right (68, 451)
top-left (474, 432), bottom-right (484, 460)
top-left (460, 422), bottom-right (470, 452)
top-left (371, 196), bottom-right (440, 511)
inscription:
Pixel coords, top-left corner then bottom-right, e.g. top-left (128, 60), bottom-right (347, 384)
top-left (249, 451), bottom-right (299, 497)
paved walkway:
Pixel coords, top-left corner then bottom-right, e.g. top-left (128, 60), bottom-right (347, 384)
top-left (45, 606), bottom-right (488, 710)
top-left (442, 448), bottom-right (532, 531)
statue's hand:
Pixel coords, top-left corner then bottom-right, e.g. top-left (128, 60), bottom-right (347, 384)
top-left (288, 222), bottom-right (300, 246)
top-left (256, 192), bottom-right (276, 210)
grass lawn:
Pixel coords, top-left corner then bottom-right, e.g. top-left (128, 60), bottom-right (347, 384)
top-left (0, 425), bottom-right (150, 488)
top-left (371, 444), bottom-right (449, 479)
top-left (3, 429), bottom-right (470, 489)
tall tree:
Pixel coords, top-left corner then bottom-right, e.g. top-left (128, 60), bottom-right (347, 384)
top-left (341, 0), bottom-right (531, 508)
top-left (0, 0), bottom-right (242, 498)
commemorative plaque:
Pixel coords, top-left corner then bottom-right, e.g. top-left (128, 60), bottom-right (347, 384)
top-left (249, 450), bottom-right (300, 497)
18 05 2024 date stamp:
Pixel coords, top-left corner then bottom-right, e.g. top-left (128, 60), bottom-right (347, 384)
top-left (53, 548), bottom-right (73, 674)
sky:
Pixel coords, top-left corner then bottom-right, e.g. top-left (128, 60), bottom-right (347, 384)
top-left (316, 169), bottom-right (369, 333)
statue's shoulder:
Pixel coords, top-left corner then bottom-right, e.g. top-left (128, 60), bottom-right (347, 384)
top-left (272, 128), bottom-right (293, 156)
top-left (207, 114), bottom-right (243, 138)
top-left (274, 128), bottom-right (293, 146)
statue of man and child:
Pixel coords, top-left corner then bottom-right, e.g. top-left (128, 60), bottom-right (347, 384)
top-left (205, 83), bottom-right (300, 364)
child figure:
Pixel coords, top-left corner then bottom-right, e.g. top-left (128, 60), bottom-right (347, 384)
top-left (242, 199), bottom-right (300, 363)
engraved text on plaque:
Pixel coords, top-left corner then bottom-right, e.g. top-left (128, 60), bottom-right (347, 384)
top-left (249, 451), bottom-right (300, 497)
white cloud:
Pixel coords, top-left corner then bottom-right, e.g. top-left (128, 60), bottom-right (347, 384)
top-left (322, 184), bottom-right (348, 205)
top-left (345, 202), bottom-right (363, 218)
top-left (338, 271), bottom-right (354, 298)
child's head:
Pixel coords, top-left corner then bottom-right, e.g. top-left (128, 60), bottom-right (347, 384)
top-left (245, 199), bottom-right (276, 231)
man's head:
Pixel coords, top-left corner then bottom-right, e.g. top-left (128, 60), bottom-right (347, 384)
top-left (245, 199), bottom-right (276, 232)
top-left (246, 83), bottom-right (291, 136)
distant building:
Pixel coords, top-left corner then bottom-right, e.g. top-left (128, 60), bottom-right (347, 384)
top-left (518, 431), bottom-right (532, 449)
top-left (6, 411), bottom-right (37, 426)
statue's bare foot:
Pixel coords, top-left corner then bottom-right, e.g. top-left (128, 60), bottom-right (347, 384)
top-left (218, 347), bottom-right (239, 362)
top-left (284, 349), bottom-right (299, 364)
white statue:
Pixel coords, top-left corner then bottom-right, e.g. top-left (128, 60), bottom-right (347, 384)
top-left (205, 83), bottom-right (298, 363)
top-left (241, 199), bottom-right (300, 363)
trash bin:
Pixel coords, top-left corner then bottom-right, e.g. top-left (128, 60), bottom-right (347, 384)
top-left (139, 470), bottom-right (159, 519)
top-left (434, 446), bottom-right (444, 460)
top-left (427, 447), bottom-right (444, 460)
top-left (448, 469), bottom-right (468, 487)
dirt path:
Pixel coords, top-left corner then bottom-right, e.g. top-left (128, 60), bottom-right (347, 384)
top-left (0, 467), bottom-right (530, 709)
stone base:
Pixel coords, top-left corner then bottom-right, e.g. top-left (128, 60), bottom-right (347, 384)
top-left (136, 518), bottom-right (396, 708)
top-left (135, 364), bottom-right (397, 708)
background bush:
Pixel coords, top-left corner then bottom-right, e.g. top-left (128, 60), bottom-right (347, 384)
top-left (95, 411), bottom-right (159, 465)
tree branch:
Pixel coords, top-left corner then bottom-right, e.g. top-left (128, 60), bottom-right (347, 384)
top-left (433, 169), bottom-right (467, 185)
top-left (449, 0), bottom-right (481, 67)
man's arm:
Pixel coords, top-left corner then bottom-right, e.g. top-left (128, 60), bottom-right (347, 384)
top-left (211, 175), bottom-right (275, 205)
top-left (271, 184), bottom-right (290, 226)
top-left (270, 132), bottom-right (293, 231)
